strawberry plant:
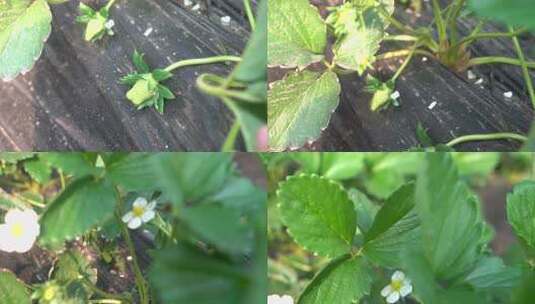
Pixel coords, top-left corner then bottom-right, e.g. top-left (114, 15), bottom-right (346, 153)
top-left (268, 152), bottom-right (535, 303)
top-left (0, 152), bottom-right (266, 304)
top-left (1, 0), bottom-right (266, 151)
top-left (267, 0), bottom-right (535, 151)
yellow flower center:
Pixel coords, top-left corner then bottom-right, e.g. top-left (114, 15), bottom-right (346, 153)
top-left (391, 279), bottom-right (403, 292)
top-left (133, 206), bottom-right (145, 217)
top-left (9, 223), bottom-right (24, 238)
top-left (43, 287), bottom-right (56, 300)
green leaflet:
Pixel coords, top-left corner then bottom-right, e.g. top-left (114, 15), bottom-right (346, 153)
top-left (268, 0), bottom-right (326, 68)
top-left (298, 255), bottom-right (372, 304)
top-left (277, 174), bottom-right (356, 258)
top-left (507, 181), bottom-right (535, 250)
top-left (331, 0), bottom-right (394, 73)
top-left (180, 204), bottom-right (253, 256)
top-left (39, 177), bottom-right (117, 246)
top-left (0, 0), bottom-right (52, 80)
top-left (468, 0), bottom-right (535, 29)
top-left (150, 244), bottom-right (251, 304)
top-left (415, 153), bottom-right (485, 281)
top-left (0, 270), bottom-right (31, 304)
top-left (464, 256), bottom-right (522, 289)
top-left (291, 152), bottom-right (366, 180)
top-left (363, 183), bottom-right (420, 268)
top-left (268, 70), bottom-right (340, 151)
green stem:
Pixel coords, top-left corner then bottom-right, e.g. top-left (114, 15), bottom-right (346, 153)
top-left (446, 133), bottom-right (527, 147)
top-left (432, 0), bottom-right (447, 47)
top-left (445, 0), bottom-right (465, 43)
top-left (454, 29), bottom-right (526, 49)
top-left (116, 191), bottom-right (150, 304)
top-left (84, 279), bottom-right (131, 304)
top-left (383, 35), bottom-right (418, 42)
top-left (378, 6), bottom-right (415, 35)
top-left (221, 120), bottom-right (241, 152)
top-left (392, 45), bottom-right (418, 81)
top-left (196, 73), bottom-right (259, 102)
top-left (164, 56), bottom-right (242, 73)
top-left (510, 26), bottom-right (535, 109)
top-left (105, 0), bottom-right (117, 11)
top-left (89, 300), bottom-right (124, 304)
top-left (468, 56), bottom-right (535, 69)
top-left (376, 48), bottom-right (434, 60)
top-left (243, 0), bottom-right (256, 30)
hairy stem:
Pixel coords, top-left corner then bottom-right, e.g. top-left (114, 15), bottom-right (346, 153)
top-left (509, 26), bottom-right (535, 109)
top-left (105, 0), bottom-right (118, 11)
top-left (116, 191), bottom-right (150, 304)
top-left (468, 56), bottom-right (535, 69)
top-left (376, 48), bottom-right (434, 60)
top-left (431, 0), bottom-right (447, 47)
top-left (221, 120), bottom-right (241, 152)
top-left (454, 29), bottom-right (527, 49)
top-left (243, 0), bottom-right (256, 30)
top-left (392, 45), bottom-right (418, 81)
top-left (446, 133), bottom-right (527, 147)
top-left (164, 56), bottom-right (242, 73)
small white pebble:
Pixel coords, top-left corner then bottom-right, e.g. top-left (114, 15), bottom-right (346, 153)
top-left (126, 256), bottom-right (133, 261)
top-left (390, 91), bottom-right (400, 100)
top-left (422, 57), bottom-right (428, 62)
top-left (504, 91), bottom-right (513, 98)
top-left (184, 0), bottom-right (193, 6)
top-left (221, 16), bottom-right (231, 26)
top-left (428, 101), bottom-right (437, 110)
top-left (467, 70), bottom-right (476, 80)
top-left (475, 78), bottom-right (484, 85)
top-left (192, 3), bottom-right (200, 11)
top-left (144, 27), bottom-right (153, 37)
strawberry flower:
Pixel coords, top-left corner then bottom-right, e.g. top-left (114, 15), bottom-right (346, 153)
top-left (121, 197), bottom-right (157, 230)
top-left (381, 271), bottom-right (413, 303)
top-left (0, 208), bottom-right (40, 253)
top-left (121, 51), bottom-right (175, 114)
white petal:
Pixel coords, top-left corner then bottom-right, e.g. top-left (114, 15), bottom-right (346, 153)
top-left (133, 197), bottom-right (147, 208)
top-left (122, 212), bottom-right (134, 223)
top-left (386, 291), bottom-right (400, 303)
top-left (399, 283), bottom-right (413, 297)
top-left (392, 271), bottom-right (405, 281)
top-left (281, 295), bottom-right (294, 304)
top-left (0, 225), bottom-right (13, 252)
top-left (381, 285), bottom-right (393, 297)
top-left (5, 209), bottom-right (25, 223)
top-left (142, 210), bottom-right (155, 223)
top-left (128, 217), bottom-right (142, 230)
top-left (268, 295), bottom-right (281, 304)
top-left (146, 200), bottom-right (157, 210)
top-left (13, 235), bottom-right (36, 253)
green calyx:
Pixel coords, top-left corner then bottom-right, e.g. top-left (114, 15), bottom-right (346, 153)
top-left (126, 74), bottom-right (159, 106)
top-left (121, 51), bottom-right (176, 114)
top-left (76, 3), bottom-right (114, 42)
top-left (366, 75), bottom-right (396, 111)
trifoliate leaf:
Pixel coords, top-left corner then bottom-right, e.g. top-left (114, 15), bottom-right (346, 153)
top-left (268, 70), bottom-right (340, 151)
top-left (268, 0), bottom-right (326, 68)
top-left (0, 0), bottom-right (52, 80)
top-left (277, 174), bottom-right (356, 257)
